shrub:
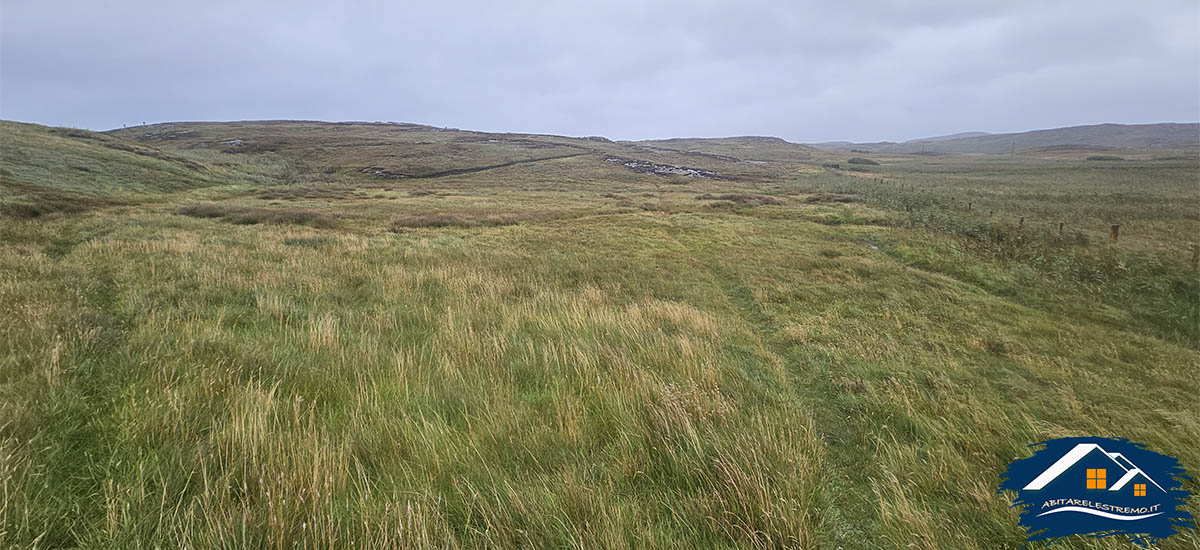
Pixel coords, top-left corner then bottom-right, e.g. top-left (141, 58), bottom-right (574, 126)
top-left (847, 157), bottom-right (880, 165)
top-left (1086, 155), bottom-right (1124, 161)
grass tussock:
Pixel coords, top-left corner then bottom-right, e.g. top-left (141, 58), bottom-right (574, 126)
top-left (388, 212), bottom-right (546, 230)
top-left (178, 204), bottom-right (338, 228)
top-left (256, 186), bottom-right (370, 201)
top-left (804, 192), bottom-right (861, 203)
top-left (695, 193), bottom-right (784, 206)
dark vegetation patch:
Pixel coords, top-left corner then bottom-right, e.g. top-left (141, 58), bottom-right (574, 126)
top-left (847, 157), bottom-right (880, 165)
top-left (409, 189), bottom-right (436, 197)
top-left (695, 193), bottom-right (783, 206)
top-left (256, 186), bottom-right (368, 201)
top-left (388, 209), bottom-right (579, 231)
top-left (282, 236), bottom-right (334, 249)
top-left (1086, 155), bottom-right (1125, 161)
top-left (390, 213), bottom-right (524, 230)
top-left (1, 200), bottom-right (92, 218)
top-left (178, 204), bottom-right (338, 228)
top-left (0, 183), bottom-right (129, 218)
top-left (804, 192), bottom-right (861, 203)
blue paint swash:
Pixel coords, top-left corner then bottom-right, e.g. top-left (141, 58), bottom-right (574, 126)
top-left (998, 436), bottom-right (1195, 546)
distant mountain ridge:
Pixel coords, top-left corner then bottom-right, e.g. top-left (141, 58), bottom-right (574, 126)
top-left (810, 123), bottom-right (1199, 154)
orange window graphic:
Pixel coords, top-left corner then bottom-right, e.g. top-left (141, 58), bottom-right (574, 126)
top-left (1134, 484), bottom-right (1146, 496)
top-left (1086, 468), bottom-right (1107, 489)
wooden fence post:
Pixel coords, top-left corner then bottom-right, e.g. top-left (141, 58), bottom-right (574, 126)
top-left (967, 202), bottom-right (973, 211)
top-left (1110, 224), bottom-right (1120, 243)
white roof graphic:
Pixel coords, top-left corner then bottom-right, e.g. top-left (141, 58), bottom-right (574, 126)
top-left (1022, 443), bottom-right (1165, 493)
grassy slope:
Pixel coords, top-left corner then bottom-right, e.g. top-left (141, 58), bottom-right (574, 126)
top-left (0, 121), bottom-right (219, 216)
top-left (1, 120), bottom-right (1198, 549)
top-left (108, 121), bottom-right (814, 183)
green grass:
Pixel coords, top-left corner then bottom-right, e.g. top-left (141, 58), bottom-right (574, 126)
top-left (1, 121), bottom-right (1198, 549)
top-left (793, 160), bottom-right (1200, 349)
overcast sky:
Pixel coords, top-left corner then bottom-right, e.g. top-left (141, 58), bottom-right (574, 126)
top-left (1, 0), bottom-right (1197, 142)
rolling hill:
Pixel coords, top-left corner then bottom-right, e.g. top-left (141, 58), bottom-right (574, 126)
top-left (811, 122), bottom-right (1199, 154)
top-left (0, 121), bottom-right (221, 216)
top-left (1, 120), bottom-right (831, 218)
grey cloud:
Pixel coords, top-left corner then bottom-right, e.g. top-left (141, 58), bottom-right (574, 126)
top-left (1, 0), bottom-right (1196, 142)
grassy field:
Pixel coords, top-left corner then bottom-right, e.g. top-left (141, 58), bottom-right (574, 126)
top-left (1, 121), bottom-right (1198, 548)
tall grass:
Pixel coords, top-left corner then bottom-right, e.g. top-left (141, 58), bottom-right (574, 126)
top-left (3, 202), bottom-right (1197, 548)
top-left (791, 168), bottom-right (1200, 348)
top-left (2, 124), bottom-right (1198, 548)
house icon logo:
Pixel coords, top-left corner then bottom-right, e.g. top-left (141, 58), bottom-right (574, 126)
top-left (999, 437), bottom-right (1195, 546)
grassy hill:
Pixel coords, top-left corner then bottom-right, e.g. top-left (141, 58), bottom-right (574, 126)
top-left (1, 119), bottom-right (1198, 549)
top-left (107, 121), bottom-right (817, 184)
top-left (0, 121), bottom-right (223, 216)
top-left (812, 122), bottom-right (1200, 154)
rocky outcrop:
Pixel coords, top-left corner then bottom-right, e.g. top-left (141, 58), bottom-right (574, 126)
top-left (604, 157), bottom-right (722, 179)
